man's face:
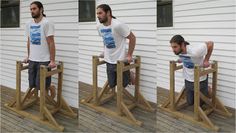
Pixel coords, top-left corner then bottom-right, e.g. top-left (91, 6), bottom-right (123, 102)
top-left (171, 43), bottom-right (182, 55)
top-left (30, 4), bottom-right (41, 18)
top-left (96, 8), bottom-right (108, 23)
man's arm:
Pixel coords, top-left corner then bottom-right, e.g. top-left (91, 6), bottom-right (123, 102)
top-left (46, 36), bottom-right (56, 68)
top-left (203, 41), bottom-right (214, 67)
top-left (23, 37), bottom-right (30, 63)
top-left (126, 32), bottom-right (136, 63)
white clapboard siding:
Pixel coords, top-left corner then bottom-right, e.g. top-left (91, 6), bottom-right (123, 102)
top-left (0, 0), bottom-right (78, 108)
top-left (157, 0), bottom-right (236, 108)
top-left (78, 0), bottom-right (157, 103)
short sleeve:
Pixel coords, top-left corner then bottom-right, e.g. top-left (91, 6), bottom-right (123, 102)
top-left (115, 23), bottom-right (130, 37)
top-left (25, 22), bottom-right (29, 37)
top-left (45, 21), bottom-right (54, 37)
top-left (96, 24), bottom-right (102, 36)
top-left (192, 43), bottom-right (207, 57)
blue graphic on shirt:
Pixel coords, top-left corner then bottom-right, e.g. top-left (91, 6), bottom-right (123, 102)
top-left (30, 25), bottom-right (41, 45)
top-left (100, 28), bottom-right (115, 49)
top-left (179, 55), bottom-right (194, 69)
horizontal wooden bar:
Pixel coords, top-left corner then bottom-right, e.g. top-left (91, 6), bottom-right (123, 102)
top-left (97, 60), bottom-right (106, 66)
top-left (200, 68), bottom-right (216, 76)
top-left (46, 69), bottom-right (62, 77)
top-left (21, 65), bottom-right (29, 71)
top-left (123, 64), bottom-right (139, 71)
top-left (175, 65), bottom-right (183, 71)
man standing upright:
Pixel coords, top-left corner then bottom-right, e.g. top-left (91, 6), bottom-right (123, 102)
top-left (96, 4), bottom-right (136, 89)
top-left (24, 1), bottom-right (56, 97)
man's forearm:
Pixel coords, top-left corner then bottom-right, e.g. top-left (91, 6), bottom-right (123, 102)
top-left (204, 41), bottom-right (214, 61)
top-left (127, 32), bottom-right (136, 56)
top-left (49, 43), bottom-right (55, 62)
top-left (27, 37), bottom-right (30, 58)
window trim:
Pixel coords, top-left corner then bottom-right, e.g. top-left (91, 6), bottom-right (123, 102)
top-left (156, 0), bottom-right (173, 28)
top-left (1, 0), bottom-right (20, 28)
top-left (79, 0), bottom-right (96, 22)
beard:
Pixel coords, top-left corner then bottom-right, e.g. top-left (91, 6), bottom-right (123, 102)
top-left (98, 17), bottom-right (108, 23)
top-left (174, 49), bottom-right (182, 55)
top-left (31, 12), bottom-right (40, 18)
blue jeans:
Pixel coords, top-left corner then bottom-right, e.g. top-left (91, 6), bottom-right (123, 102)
top-left (185, 77), bottom-right (208, 106)
top-left (28, 60), bottom-right (51, 90)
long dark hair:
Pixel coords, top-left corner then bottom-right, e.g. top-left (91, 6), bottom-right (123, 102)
top-left (31, 1), bottom-right (46, 17)
top-left (170, 35), bottom-right (189, 45)
top-left (97, 4), bottom-right (116, 19)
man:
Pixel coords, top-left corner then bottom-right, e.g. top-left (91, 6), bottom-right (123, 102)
top-left (170, 35), bottom-right (214, 105)
top-left (96, 4), bottom-right (136, 89)
top-left (24, 1), bottom-right (56, 97)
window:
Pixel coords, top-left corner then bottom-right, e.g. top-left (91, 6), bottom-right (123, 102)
top-left (1, 0), bottom-right (20, 28)
top-left (157, 0), bottom-right (173, 27)
top-left (79, 0), bottom-right (95, 22)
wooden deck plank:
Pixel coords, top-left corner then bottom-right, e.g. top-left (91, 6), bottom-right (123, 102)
top-left (157, 87), bottom-right (235, 132)
top-left (79, 82), bottom-right (157, 132)
top-left (1, 85), bottom-right (79, 132)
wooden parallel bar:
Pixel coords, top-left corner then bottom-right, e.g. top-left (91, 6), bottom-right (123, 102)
top-left (97, 60), bottom-right (106, 65)
top-left (123, 64), bottom-right (139, 72)
top-left (175, 65), bottom-right (183, 71)
top-left (46, 69), bottom-right (62, 77)
top-left (200, 68), bottom-right (216, 77)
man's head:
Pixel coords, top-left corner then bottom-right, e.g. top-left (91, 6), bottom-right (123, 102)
top-left (170, 35), bottom-right (189, 55)
top-left (30, 1), bottom-right (46, 18)
top-left (96, 4), bottom-right (115, 23)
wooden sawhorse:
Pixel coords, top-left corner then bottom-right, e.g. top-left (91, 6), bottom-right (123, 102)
top-left (5, 61), bottom-right (77, 131)
top-left (160, 61), bottom-right (232, 131)
top-left (81, 55), bottom-right (155, 126)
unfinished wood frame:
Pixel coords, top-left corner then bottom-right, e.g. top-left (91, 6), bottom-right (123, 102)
top-left (5, 61), bottom-right (77, 131)
top-left (81, 55), bottom-right (155, 126)
top-left (160, 61), bottom-right (232, 131)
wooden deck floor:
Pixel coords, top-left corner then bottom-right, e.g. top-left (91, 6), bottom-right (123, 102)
top-left (1, 84), bottom-right (235, 132)
top-left (78, 82), bottom-right (157, 132)
top-left (0, 85), bottom-right (79, 132)
top-left (157, 87), bottom-right (235, 132)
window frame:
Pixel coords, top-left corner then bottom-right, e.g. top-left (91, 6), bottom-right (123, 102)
top-left (1, 0), bottom-right (20, 28)
top-left (156, 0), bottom-right (173, 28)
top-left (79, 0), bottom-right (96, 22)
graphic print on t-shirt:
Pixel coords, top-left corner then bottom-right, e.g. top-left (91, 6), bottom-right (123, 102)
top-left (100, 28), bottom-right (115, 49)
top-left (30, 25), bottom-right (41, 45)
top-left (179, 54), bottom-right (194, 69)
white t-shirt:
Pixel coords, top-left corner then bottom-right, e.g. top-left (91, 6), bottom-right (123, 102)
top-left (179, 43), bottom-right (208, 82)
top-left (25, 17), bottom-right (54, 62)
top-left (97, 19), bottom-right (130, 64)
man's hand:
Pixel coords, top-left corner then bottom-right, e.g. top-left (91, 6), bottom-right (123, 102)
top-left (127, 54), bottom-right (132, 63)
top-left (48, 60), bottom-right (57, 68)
top-left (23, 57), bottom-right (29, 63)
top-left (99, 52), bottom-right (104, 58)
top-left (203, 60), bottom-right (210, 68)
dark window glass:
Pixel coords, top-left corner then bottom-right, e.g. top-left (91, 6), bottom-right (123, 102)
top-left (1, 0), bottom-right (20, 28)
top-left (157, 0), bottom-right (173, 27)
top-left (79, 0), bottom-right (95, 22)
